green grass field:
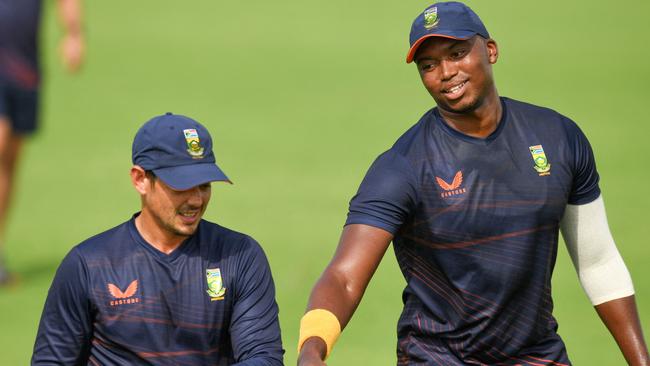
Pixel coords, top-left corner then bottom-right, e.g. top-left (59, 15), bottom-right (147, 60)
top-left (1, 0), bottom-right (648, 364)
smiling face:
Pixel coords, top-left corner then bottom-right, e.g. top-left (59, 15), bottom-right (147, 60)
top-left (131, 167), bottom-right (212, 248)
top-left (414, 35), bottom-right (498, 114)
top-left (143, 176), bottom-right (211, 238)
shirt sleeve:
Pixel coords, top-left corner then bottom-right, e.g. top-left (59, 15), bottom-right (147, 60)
top-left (31, 248), bottom-right (93, 365)
top-left (566, 119), bottom-right (601, 205)
top-left (345, 150), bottom-right (419, 234)
top-left (229, 238), bottom-right (284, 366)
top-left (560, 195), bottom-right (634, 305)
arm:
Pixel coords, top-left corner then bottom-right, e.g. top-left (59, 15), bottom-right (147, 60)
top-left (31, 248), bottom-right (93, 365)
top-left (298, 224), bottom-right (393, 365)
top-left (229, 239), bottom-right (284, 366)
top-left (56, 0), bottom-right (84, 72)
top-left (560, 195), bottom-right (649, 365)
top-left (596, 296), bottom-right (649, 366)
top-left (298, 150), bottom-right (417, 365)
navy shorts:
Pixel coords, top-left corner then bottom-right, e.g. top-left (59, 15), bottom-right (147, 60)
top-left (0, 80), bottom-right (39, 134)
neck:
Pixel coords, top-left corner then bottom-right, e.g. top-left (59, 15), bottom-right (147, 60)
top-left (438, 91), bottom-right (502, 139)
top-left (135, 211), bottom-right (187, 254)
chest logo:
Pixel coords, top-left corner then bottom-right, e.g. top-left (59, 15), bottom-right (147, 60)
top-left (206, 268), bottom-right (226, 301)
top-left (108, 280), bottom-right (140, 306)
top-left (529, 145), bottom-right (551, 176)
top-left (183, 128), bottom-right (205, 159)
top-left (435, 171), bottom-right (467, 198)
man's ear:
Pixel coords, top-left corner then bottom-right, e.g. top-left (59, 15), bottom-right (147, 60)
top-left (130, 165), bottom-right (149, 195)
top-left (486, 38), bottom-right (498, 64)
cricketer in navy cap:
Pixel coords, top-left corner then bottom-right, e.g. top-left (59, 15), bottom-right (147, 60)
top-left (296, 1), bottom-right (649, 365)
top-left (132, 112), bottom-right (230, 190)
top-left (32, 112), bottom-right (284, 365)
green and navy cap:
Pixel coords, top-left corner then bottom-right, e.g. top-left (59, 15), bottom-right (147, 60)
top-left (132, 113), bottom-right (230, 190)
top-left (406, 2), bottom-right (489, 63)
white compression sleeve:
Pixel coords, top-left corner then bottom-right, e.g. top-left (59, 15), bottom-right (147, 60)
top-left (560, 195), bottom-right (635, 306)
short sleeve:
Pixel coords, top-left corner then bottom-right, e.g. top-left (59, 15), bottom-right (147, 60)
top-left (32, 248), bottom-right (93, 365)
top-left (345, 150), bottom-right (419, 234)
top-left (566, 120), bottom-right (601, 205)
top-left (229, 238), bottom-right (284, 366)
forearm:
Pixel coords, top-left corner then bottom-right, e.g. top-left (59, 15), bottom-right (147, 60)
top-left (229, 241), bottom-right (284, 366)
top-left (299, 272), bottom-right (361, 365)
top-left (32, 250), bottom-right (92, 365)
top-left (595, 295), bottom-right (649, 365)
top-left (306, 224), bottom-right (391, 324)
top-left (306, 268), bottom-right (367, 329)
top-left (299, 225), bottom-right (392, 364)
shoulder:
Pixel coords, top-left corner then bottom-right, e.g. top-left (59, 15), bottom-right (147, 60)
top-left (198, 220), bottom-right (258, 245)
top-left (199, 222), bottom-right (273, 286)
top-left (370, 108), bottom-right (436, 174)
top-left (198, 220), bottom-right (265, 256)
top-left (73, 220), bottom-right (133, 259)
top-left (357, 110), bottom-right (438, 187)
top-left (503, 97), bottom-right (566, 121)
top-left (390, 108), bottom-right (435, 156)
top-left (503, 97), bottom-right (585, 138)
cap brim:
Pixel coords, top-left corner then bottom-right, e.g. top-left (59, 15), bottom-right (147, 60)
top-left (406, 31), bottom-right (477, 63)
top-left (153, 163), bottom-right (231, 191)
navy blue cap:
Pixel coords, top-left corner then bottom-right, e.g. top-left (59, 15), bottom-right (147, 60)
top-left (406, 2), bottom-right (489, 63)
top-left (132, 113), bottom-right (230, 190)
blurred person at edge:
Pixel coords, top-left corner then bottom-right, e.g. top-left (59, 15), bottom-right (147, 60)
top-left (0, 0), bottom-right (84, 284)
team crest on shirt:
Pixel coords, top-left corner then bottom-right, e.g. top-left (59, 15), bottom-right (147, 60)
top-left (107, 280), bottom-right (141, 306)
top-left (183, 129), bottom-right (205, 159)
top-left (435, 170), bottom-right (467, 198)
top-left (206, 268), bottom-right (226, 301)
top-left (423, 7), bottom-right (439, 29)
top-left (529, 145), bottom-right (551, 176)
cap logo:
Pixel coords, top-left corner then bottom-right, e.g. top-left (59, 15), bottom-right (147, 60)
top-left (183, 129), bottom-right (205, 159)
top-left (423, 7), bottom-right (439, 29)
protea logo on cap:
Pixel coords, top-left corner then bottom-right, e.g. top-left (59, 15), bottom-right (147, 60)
top-left (183, 128), bottom-right (205, 159)
top-left (423, 6), bottom-right (439, 29)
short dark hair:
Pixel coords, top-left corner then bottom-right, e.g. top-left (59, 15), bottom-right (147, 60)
top-left (145, 170), bottom-right (157, 184)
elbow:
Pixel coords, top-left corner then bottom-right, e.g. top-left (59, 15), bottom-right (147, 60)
top-left (326, 268), bottom-right (366, 306)
top-left (579, 254), bottom-right (635, 306)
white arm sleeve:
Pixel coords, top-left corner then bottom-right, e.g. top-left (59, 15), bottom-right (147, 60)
top-left (560, 194), bottom-right (635, 306)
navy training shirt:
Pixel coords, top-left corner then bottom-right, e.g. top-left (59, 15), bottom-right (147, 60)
top-left (0, 0), bottom-right (42, 88)
top-left (346, 97), bottom-right (600, 365)
top-left (32, 216), bottom-right (284, 365)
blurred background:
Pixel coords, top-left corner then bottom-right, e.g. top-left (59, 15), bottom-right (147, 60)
top-left (0, 0), bottom-right (648, 364)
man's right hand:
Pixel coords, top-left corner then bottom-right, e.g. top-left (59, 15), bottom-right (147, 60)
top-left (297, 337), bottom-right (327, 366)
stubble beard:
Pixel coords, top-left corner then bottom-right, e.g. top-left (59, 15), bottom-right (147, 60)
top-left (435, 89), bottom-right (485, 115)
top-left (152, 209), bottom-right (200, 239)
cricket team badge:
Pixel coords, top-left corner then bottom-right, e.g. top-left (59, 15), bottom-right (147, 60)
top-left (183, 129), bottom-right (205, 159)
top-left (206, 268), bottom-right (226, 301)
top-left (529, 145), bottom-right (551, 176)
top-left (423, 7), bottom-right (439, 29)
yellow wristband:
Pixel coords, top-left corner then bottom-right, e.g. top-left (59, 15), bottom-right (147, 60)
top-left (297, 309), bottom-right (341, 359)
